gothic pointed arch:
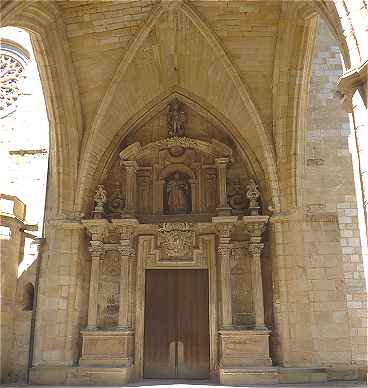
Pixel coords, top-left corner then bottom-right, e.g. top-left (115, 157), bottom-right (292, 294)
top-left (1, 1), bottom-right (83, 216)
top-left (75, 2), bottom-right (280, 214)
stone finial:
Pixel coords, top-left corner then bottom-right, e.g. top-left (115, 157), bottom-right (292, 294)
top-left (246, 179), bottom-right (261, 215)
top-left (167, 98), bottom-right (185, 137)
top-left (94, 185), bottom-right (107, 207)
top-left (93, 184), bottom-right (107, 218)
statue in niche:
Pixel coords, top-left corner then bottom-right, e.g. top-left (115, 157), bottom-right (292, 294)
top-left (167, 99), bottom-right (185, 137)
top-left (164, 172), bottom-right (191, 214)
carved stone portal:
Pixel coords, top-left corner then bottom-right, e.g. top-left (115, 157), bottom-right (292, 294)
top-left (81, 102), bottom-right (271, 384)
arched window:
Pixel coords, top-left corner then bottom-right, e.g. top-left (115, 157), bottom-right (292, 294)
top-left (23, 282), bottom-right (34, 311)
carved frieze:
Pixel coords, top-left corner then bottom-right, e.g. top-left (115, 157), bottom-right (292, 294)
top-left (158, 222), bottom-right (194, 258)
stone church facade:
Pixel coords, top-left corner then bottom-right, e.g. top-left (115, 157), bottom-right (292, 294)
top-left (1, 0), bottom-right (367, 385)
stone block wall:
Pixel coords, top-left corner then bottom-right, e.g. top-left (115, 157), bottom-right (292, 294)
top-left (0, 196), bottom-right (26, 382)
top-left (270, 18), bottom-right (366, 377)
top-left (7, 262), bottom-right (37, 383)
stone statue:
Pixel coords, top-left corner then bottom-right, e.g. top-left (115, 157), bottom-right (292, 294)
top-left (167, 99), bottom-right (185, 137)
top-left (166, 173), bottom-right (189, 213)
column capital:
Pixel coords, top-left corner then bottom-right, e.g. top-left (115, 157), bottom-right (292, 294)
top-left (243, 216), bottom-right (268, 237)
top-left (212, 216), bottom-right (237, 235)
top-left (217, 245), bottom-right (232, 257)
top-left (82, 219), bottom-right (109, 241)
top-left (248, 243), bottom-right (264, 257)
top-left (119, 245), bottom-right (136, 258)
top-left (88, 240), bottom-right (105, 257)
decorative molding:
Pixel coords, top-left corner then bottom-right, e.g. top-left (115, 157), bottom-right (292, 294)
top-left (305, 212), bottom-right (338, 223)
top-left (119, 246), bottom-right (136, 257)
top-left (120, 137), bottom-right (233, 162)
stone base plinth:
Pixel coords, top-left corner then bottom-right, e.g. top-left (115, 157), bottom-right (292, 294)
top-left (219, 367), bottom-right (278, 385)
top-left (219, 329), bottom-right (272, 368)
top-left (79, 329), bottom-right (134, 367)
top-left (278, 367), bottom-right (327, 384)
top-left (30, 366), bottom-right (132, 386)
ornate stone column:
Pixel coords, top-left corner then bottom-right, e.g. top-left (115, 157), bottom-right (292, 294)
top-left (122, 161), bottom-right (138, 216)
top-left (215, 157), bottom-right (231, 215)
top-left (82, 220), bottom-right (109, 330)
top-left (87, 240), bottom-right (105, 329)
top-left (213, 216), bottom-right (237, 328)
top-left (112, 219), bottom-right (138, 329)
top-left (118, 229), bottom-right (136, 328)
top-left (243, 216), bottom-right (268, 330)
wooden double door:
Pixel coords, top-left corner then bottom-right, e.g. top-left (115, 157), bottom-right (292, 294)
top-left (144, 269), bottom-right (210, 379)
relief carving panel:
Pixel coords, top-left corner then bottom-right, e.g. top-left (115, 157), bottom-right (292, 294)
top-left (231, 247), bottom-right (254, 327)
top-left (158, 222), bottom-right (194, 259)
top-left (98, 251), bottom-right (120, 327)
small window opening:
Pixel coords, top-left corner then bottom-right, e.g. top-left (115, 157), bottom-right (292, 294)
top-left (23, 282), bottom-right (34, 311)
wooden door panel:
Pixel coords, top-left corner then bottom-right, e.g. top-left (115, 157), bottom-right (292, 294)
top-left (177, 269), bottom-right (210, 379)
top-left (144, 270), bottom-right (177, 378)
top-left (144, 269), bottom-right (210, 379)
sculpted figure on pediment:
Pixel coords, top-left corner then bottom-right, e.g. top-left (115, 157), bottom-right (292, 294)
top-left (167, 98), bottom-right (185, 137)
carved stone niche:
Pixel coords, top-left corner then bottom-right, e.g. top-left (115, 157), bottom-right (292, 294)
top-left (118, 136), bottom-right (234, 218)
top-left (159, 164), bottom-right (196, 215)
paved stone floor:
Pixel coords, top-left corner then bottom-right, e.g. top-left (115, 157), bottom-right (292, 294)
top-left (3, 381), bottom-right (366, 388)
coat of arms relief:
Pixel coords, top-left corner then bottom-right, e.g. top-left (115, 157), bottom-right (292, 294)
top-left (158, 222), bottom-right (194, 258)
